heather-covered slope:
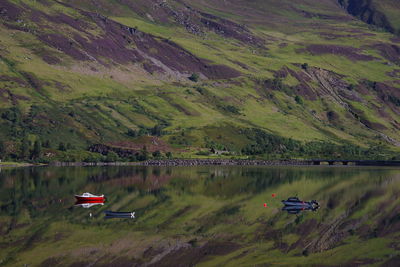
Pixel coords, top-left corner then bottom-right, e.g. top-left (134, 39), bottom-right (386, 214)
top-left (1, 0), bottom-right (400, 161)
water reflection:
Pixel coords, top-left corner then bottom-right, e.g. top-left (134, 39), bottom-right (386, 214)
top-left (74, 200), bottom-right (104, 208)
top-left (104, 211), bottom-right (135, 219)
top-left (1, 166), bottom-right (400, 266)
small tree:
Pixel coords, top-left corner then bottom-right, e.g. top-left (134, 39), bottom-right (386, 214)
top-left (32, 140), bottom-right (42, 159)
top-left (127, 129), bottom-right (137, 137)
top-left (301, 63), bottom-right (309, 70)
top-left (166, 151), bottom-right (173, 159)
top-left (43, 140), bottom-right (51, 148)
top-left (294, 95), bottom-right (303, 105)
top-left (20, 139), bottom-right (30, 160)
top-left (152, 150), bottom-right (162, 159)
top-left (58, 142), bottom-right (66, 151)
top-left (66, 143), bottom-right (74, 150)
top-left (137, 146), bottom-right (149, 161)
top-left (151, 125), bottom-right (163, 136)
top-left (189, 73), bottom-right (199, 82)
top-left (106, 151), bottom-right (119, 162)
top-left (0, 141), bottom-right (5, 160)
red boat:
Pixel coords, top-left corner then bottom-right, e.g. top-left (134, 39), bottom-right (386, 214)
top-left (75, 192), bottom-right (105, 202)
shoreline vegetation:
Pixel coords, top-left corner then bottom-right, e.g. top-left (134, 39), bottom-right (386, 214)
top-left (0, 162), bottom-right (37, 167)
top-left (2, 159), bottom-right (400, 168)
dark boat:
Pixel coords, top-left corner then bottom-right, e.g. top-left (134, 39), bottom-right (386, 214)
top-left (282, 197), bottom-right (319, 207)
top-left (281, 197), bottom-right (319, 214)
top-left (104, 210), bottom-right (135, 218)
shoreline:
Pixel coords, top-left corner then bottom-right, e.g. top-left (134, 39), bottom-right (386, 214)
top-left (0, 162), bottom-right (38, 168)
top-left (48, 159), bottom-right (311, 167)
top-left (3, 159), bottom-right (400, 168)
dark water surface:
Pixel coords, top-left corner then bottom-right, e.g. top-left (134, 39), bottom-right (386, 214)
top-left (1, 166), bottom-right (400, 266)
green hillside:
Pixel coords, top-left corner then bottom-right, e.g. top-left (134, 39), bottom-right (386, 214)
top-left (1, 0), bottom-right (400, 161)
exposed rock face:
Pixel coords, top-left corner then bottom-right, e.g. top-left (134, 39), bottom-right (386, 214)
top-left (117, 0), bottom-right (264, 46)
top-left (338, 0), bottom-right (396, 34)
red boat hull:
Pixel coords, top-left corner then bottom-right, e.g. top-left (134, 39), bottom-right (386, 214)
top-left (75, 196), bottom-right (105, 202)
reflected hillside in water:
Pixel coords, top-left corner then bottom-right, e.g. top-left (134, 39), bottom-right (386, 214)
top-left (1, 166), bottom-right (400, 266)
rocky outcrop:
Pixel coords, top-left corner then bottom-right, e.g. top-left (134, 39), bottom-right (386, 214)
top-left (338, 0), bottom-right (396, 34)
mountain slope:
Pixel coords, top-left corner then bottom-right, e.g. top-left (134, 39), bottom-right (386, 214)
top-left (1, 0), bottom-right (400, 160)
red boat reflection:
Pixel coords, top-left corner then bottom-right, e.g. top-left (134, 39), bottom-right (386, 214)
top-left (75, 192), bottom-right (105, 202)
top-left (74, 192), bottom-right (105, 208)
top-left (75, 200), bottom-right (104, 208)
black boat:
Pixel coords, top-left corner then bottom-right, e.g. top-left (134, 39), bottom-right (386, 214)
top-left (281, 197), bottom-right (319, 214)
top-left (282, 197), bottom-right (319, 207)
top-left (104, 211), bottom-right (135, 218)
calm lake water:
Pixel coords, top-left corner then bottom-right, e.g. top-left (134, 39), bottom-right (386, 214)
top-left (1, 166), bottom-right (399, 266)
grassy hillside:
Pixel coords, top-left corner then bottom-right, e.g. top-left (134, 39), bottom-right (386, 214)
top-left (1, 0), bottom-right (400, 161)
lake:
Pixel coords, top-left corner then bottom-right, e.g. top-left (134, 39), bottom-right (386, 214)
top-left (1, 166), bottom-right (399, 266)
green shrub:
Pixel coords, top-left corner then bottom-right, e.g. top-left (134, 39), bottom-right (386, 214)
top-left (189, 73), bottom-right (199, 82)
top-left (152, 150), bottom-right (162, 159)
top-left (106, 151), bottom-right (119, 162)
top-left (294, 95), bottom-right (303, 105)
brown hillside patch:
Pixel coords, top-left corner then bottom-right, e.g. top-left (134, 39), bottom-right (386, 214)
top-left (372, 82), bottom-right (400, 106)
top-left (286, 68), bottom-right (316, 100)
top-left (0, 75), bottom-right (27, 86)
top-left (229, 60), bottom-right (250, 70)
top-left (199, 12), bottom-right (264, 46)
top-left (387, 70), bottom-right (400, 78)
top-left (0, 88), bottom-right (30, 105)
top-left (302, 44), bottom-right (377, 61)
top-left (349, 104), bottom-right (387, 130)
top-left (274, 67), bottom-right (289, 79)
top-left (373, 43), bottom-right (400, 64)
top-left (391, 37), bottom-right (400, 43)
top-left (0, 1), bottom-right (22, 21)
top-left (318, 32), bottom-right (375, 40)
top-left (38, 33), bottom-right (90, 61)
top-left (44, 13), bottom-right (89, 33)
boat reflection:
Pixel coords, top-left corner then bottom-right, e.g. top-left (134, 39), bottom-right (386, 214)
top-left (281, 197), bottom-right (320, 214)
top-left (74, 200), bottom-right (105, 208)
top-left (104, 210), bottom-right (135, 219)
